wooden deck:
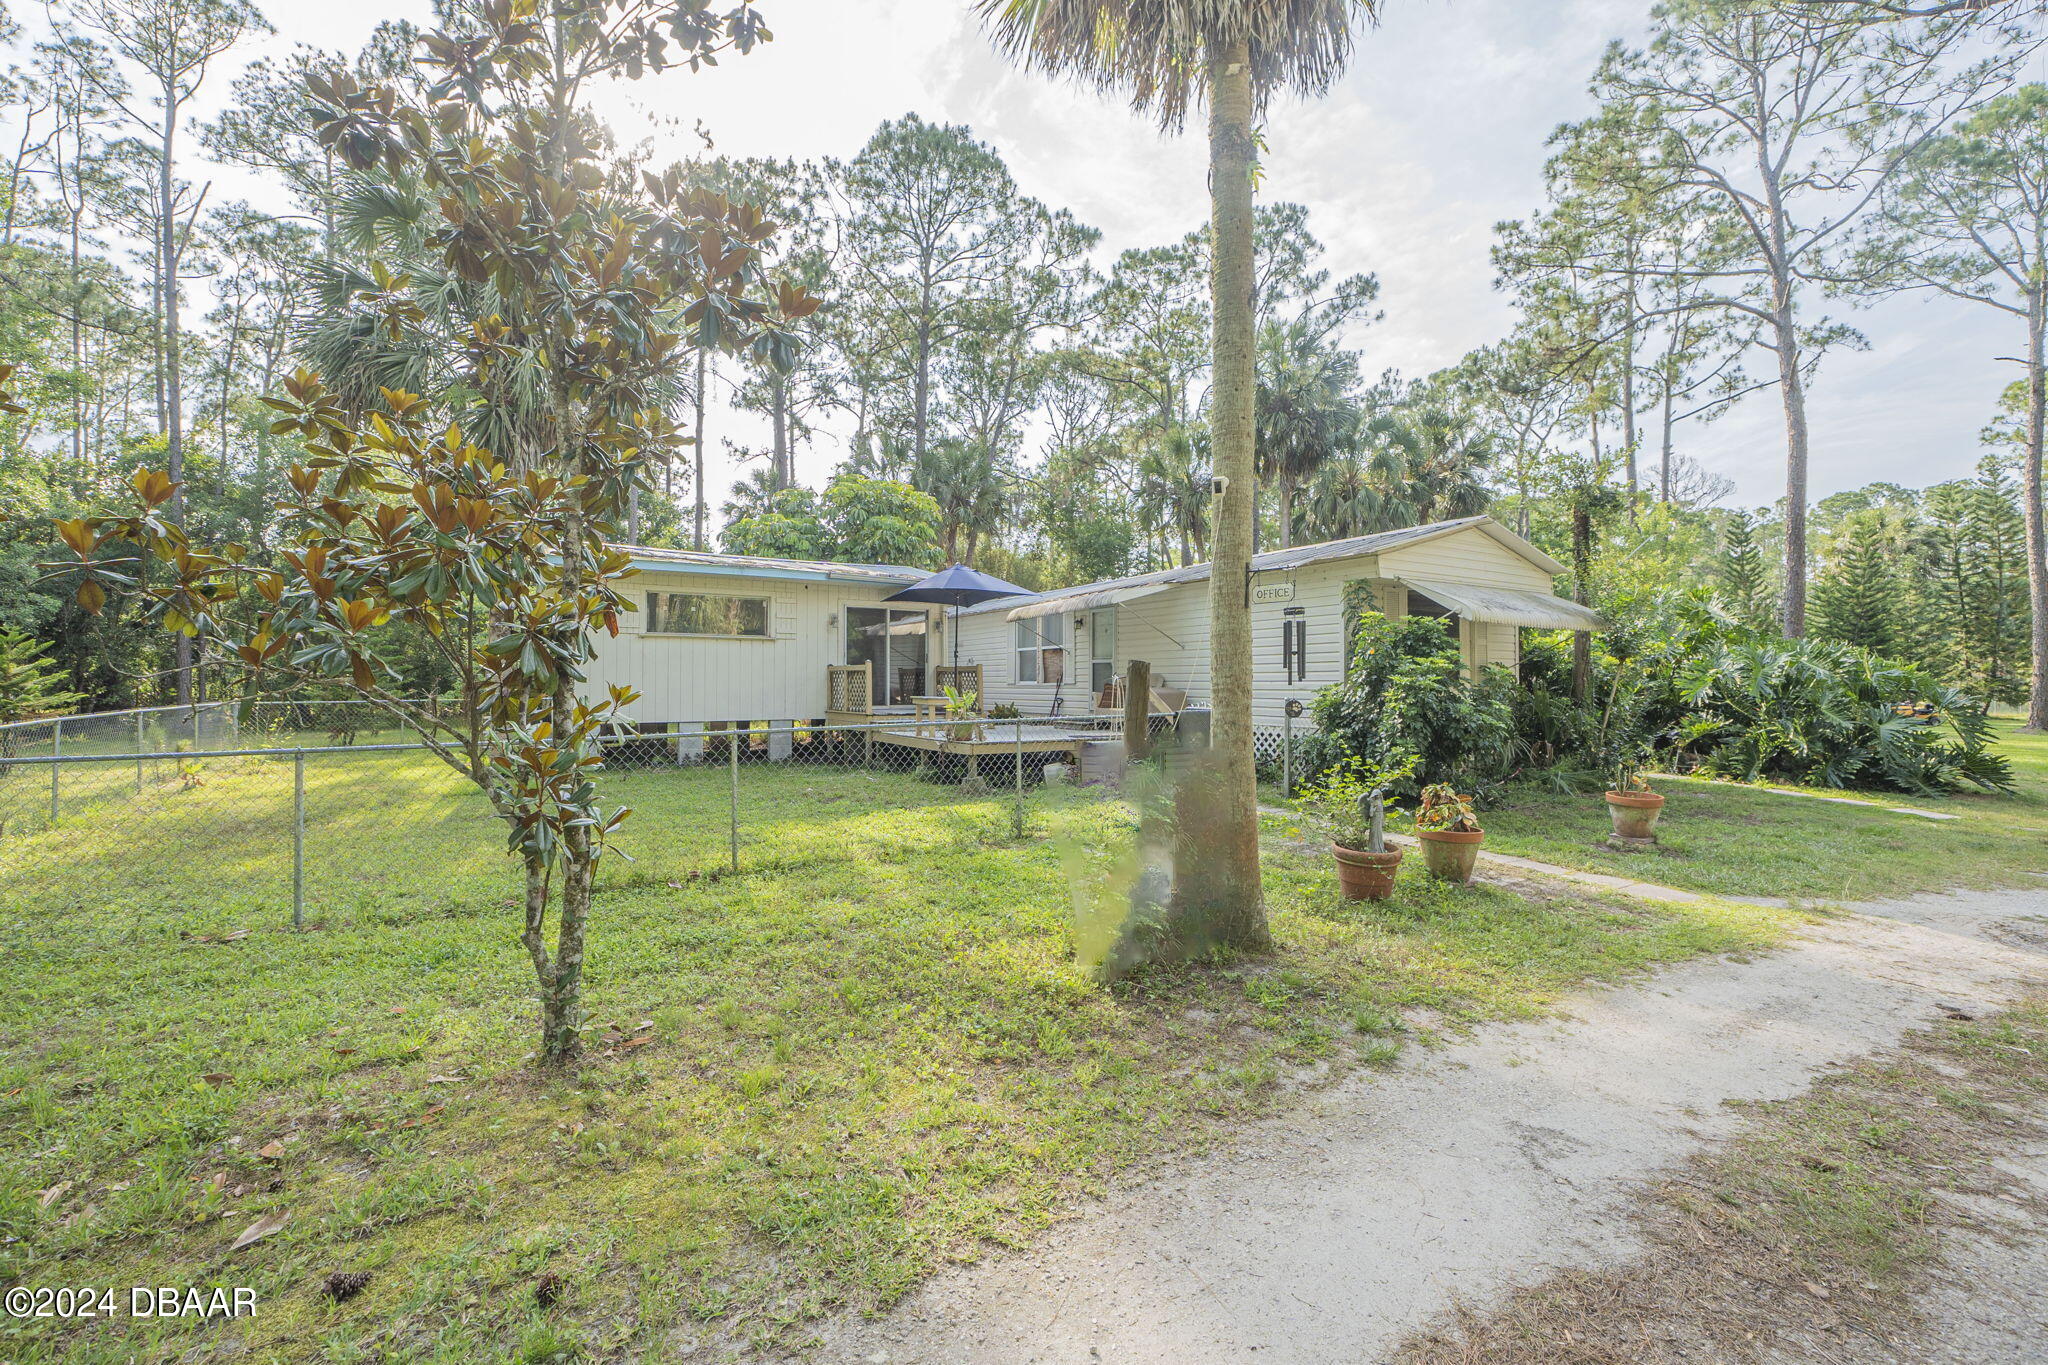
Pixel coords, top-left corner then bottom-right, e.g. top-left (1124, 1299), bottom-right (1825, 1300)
top-left (869, 722), bottom-right (1095, 757)
top-left (823, 703), bottom-right (914, 727)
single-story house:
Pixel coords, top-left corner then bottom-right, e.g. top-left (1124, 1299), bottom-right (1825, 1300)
top-left (945, 515), bottom-right (1598, 745)
top-left (584, 516), bottom-right (1600, 753)
top-left (583, 546), bottom-right (938, 747)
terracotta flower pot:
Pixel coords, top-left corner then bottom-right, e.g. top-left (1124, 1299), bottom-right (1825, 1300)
top-left (1331, 842), bottom-right (1403, 901)
top-left (1416, 828), bottom-right (1483, 884)
top-left (1604, 790), bottom-right (1666, 842)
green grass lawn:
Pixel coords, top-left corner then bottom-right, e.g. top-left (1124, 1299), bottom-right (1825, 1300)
top-left (1474, 722), bottom-right (2048, 902)
top-left (0, 755), bottom-right (1792, 1363)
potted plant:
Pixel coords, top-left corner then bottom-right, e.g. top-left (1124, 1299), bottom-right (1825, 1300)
top-left (941, 685), bottom-right (984, 742)
top-left (1414, 783), bottom-right (1483, 884)
top-left (1604, 761), bottom-right (1665, 843)
top-left (1295, 756), bottom-right (1415, 901)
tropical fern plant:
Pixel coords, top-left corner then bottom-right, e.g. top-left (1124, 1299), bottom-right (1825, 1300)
top-left (1677, 638), bottom-right (2011, 794)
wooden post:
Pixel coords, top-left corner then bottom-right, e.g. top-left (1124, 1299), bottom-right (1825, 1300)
top-left (1124, 660), bottom-right (1151, 763)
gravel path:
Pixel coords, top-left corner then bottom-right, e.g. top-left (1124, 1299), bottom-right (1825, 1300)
top-left (810, 887), bottom-right (2048, 1365)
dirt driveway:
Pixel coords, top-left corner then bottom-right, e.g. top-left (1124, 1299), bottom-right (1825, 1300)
top-left (811, 886), bottom-right (2048, 1364)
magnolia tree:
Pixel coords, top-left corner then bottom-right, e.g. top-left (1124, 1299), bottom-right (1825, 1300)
top-left (53, 0), bottom-right (811, 1066)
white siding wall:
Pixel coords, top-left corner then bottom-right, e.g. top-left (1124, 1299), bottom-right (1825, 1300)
top-left (948, 526), bottom-right (1565, 728)
top-left (950, 555), bottom-right (1367, 731)
top-left (584, 569), bottom-right (929, 723)
top-left (1379, 530), bottom-right (1559, 674)
top-left (1378, 531), bottom-right (1555, 591)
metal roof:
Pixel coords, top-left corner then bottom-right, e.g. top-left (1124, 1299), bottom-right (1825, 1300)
top-left (955, 516), bottom-right (1563, 618)
top-left (1398, 578), bottom-right (1605, 631)
top-left (614, 543), bottom-right (932, 587)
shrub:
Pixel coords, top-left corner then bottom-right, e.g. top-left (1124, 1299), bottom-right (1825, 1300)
top-left (1309, 612), bottom-right (1514, 793)
top-left (1677, 637), bottom-right (2011, 794)
top-left (1292, 754), bottom-right (1417, 851)
top-left (1510, 588), bottom-right (2012, 795)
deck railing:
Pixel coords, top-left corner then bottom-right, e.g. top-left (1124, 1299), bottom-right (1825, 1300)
top-left (932, 663), bottom-right (983, 703)
top-left (825, 662), bottom-right (872, 714)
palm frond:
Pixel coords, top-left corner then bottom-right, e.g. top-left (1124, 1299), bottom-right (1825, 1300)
top-left (978, 0), bottom-right (1380, 129)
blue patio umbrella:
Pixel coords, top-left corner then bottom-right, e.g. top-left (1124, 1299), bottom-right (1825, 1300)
top-left (882, 563), bottom-right (1033, 676)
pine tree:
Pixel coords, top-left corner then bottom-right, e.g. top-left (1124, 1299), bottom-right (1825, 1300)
top-left (0, 629), bottom-right (83, 724)
top-left (1913, 465), bottom-right (2031, 703)
top-left (1964, 457), bottom-right (2031, 705)
top-left (1918, 479), bottom-right (1982, 684)
top-left (1717, 509), bottom-right (1773, 631)
top-left (1811, 509), bottom-right (1903, 657)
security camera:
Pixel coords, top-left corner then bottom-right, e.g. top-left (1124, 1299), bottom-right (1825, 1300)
top-left (1211, 474), bottom-right (1230, 496)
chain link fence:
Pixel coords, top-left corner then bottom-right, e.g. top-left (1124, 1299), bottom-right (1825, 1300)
top-left (0, 699), bottom-right (445, 764)
top-left (0, 711), bottom-right (1199, 930)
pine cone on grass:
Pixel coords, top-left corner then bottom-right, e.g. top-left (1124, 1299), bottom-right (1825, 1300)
top-left (322, 1270), bottom-right (371, 1302)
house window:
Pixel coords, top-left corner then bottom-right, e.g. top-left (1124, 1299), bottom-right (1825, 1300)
top-left (1090, 606), bottom-right (1118, 693)
top-left (646, 591), bottom-right (771, 638)
top-left (1015, 615), bottom-right (1065, 684)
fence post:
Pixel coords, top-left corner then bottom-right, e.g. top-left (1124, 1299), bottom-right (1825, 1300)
top-left (727, 727), bottom-right (740, 875)
top-left (1012, 717), bottom-right (1026, 840)
top-left (135, 712), bottom-right (145, 791)
top-left (1282, 705), bottom-right (1294, 797)
top-left (1123, 660), bottom-right (1151, 763)
top-left (292, 750), bottom-right (306, 931)
top-left (49, 718), bottom-right (61, 826)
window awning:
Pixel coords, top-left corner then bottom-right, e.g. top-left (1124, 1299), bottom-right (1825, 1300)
top-left (1398, 578), bottom-right (1605, 631)
top-left (1004, 582), bottom-right (1170, 622)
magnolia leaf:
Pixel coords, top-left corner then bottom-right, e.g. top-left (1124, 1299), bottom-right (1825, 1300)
top-left (229, 1209), bottom-right (289, 1252)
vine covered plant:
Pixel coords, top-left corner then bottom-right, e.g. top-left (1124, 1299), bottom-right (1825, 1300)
top-left (49, 0), bottom-right (811, 1066)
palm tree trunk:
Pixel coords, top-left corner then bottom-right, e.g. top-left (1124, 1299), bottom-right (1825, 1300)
top-left (1175, 37), bottom-right (1268, 953)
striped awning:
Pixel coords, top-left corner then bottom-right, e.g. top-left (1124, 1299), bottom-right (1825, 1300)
top-left (1399, 578), bottom-right (1605, 631)
top-left (1004, 582), bottom-right (1170, 622)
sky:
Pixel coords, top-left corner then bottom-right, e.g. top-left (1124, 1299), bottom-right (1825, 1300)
top-left (15, 0), bottom-right (2044, 524)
